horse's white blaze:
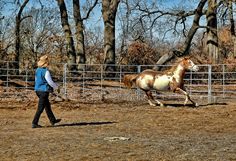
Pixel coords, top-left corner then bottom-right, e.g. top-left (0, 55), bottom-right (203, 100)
top-left (192, 65), bottom-right (199, 72)
top-left (153, 75), bottom-right (170, 90)
top-left (188, 60), bottom-right (199, 72)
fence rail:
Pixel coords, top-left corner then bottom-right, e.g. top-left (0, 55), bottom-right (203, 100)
top-left (0, 62), bottom-right (236, 104)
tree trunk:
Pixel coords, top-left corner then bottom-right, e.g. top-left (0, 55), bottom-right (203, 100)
top-left (15, 0), bottom-right (29, 72)
top-left (102, 0), bottom-right (120, 72)
top-left (118, 0), bottom-right (130, 64)
top-left (73, 0), bottom-right (86, 70)
top-left (206, 0), bottom-right (219, 64)
top-left (154, 0), bottom-right (207, 69)
top-left (228, 0), bottom-right (236, 58)
top-left (56, 0), bottom-right (77, 70)
top-left (15, 15), bottom-right (20, 69)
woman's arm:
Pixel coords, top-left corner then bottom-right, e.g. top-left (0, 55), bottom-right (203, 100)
top-left (45, 70), bottom-right (58, 90)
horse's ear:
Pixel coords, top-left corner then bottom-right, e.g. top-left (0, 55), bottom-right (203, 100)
top-left (184, 56), bottom-right (191, 60)
top-left (183, 57), bottom-right (188, 60)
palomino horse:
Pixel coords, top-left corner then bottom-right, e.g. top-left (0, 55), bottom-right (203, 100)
top-left (123, 57), bottom-right (199, 107)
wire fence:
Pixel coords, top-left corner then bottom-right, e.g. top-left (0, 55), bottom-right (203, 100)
top-left (0, 61), bottom-right (236, 104)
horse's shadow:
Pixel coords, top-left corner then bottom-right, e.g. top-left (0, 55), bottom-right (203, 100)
top-left (163, 102), bottom-right (227, 108)
top-left (46, 121), bottom-right (117, 128)
top-left (164, 103), bottom-right (196, 108)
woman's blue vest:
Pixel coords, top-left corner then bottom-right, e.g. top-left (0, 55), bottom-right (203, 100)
top-left (34, 67), bottom-right (49, 92)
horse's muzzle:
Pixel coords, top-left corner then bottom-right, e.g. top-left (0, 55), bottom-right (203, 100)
top-left (192, 65), bottom-right (199, 72)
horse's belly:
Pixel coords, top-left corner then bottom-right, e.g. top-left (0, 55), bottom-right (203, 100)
top-left (137, 75), bottom-right (153, 90)
top-left (153, 76), bottom-right (170, 90)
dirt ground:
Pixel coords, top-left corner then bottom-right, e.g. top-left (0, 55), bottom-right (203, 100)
top-left (0, 98), bottom-right (236, 161)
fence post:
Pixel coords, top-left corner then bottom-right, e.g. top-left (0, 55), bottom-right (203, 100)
top-left (63, 63), bottom-right (67, 97)
top-left (101, 64), bottom-right (103, 100)
top-left (83, 64), bottom-right (86, 96)
top-left (136, 65), bottom-right (141, 99)
top-left (208, 65), bottom-right (212, 104)
top-left (222, 64), bottom-right (225, 98)
top-left (119, 65), bottom-right (122, 99)
top-left (119, 65), bottom-right (122, 88)
top-left (189, 70), bottom-right (192, 96)
top-left (25, 67), bottom-right (28, 89)
top-left (6, 62), bottom-right (9, 89)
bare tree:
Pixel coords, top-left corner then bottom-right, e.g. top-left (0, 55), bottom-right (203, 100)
top-left (117, 0), bottom-right (131, 60)
top-left (0, 1), bottom-right (4, 59)
top-left (228, 0), bottom-right (236, 57)
top-left (73, 0), bottom-right (98, 70)
top-left (56, 0), bottom-right (77, 70)
top-left (15, 0), bottom-right (30, 71)
top-left (73, 0), bottom-right (85, 70)
top-left (56, 0), bottom-right (99, 71)
top-left (3, 0), bottom-right (236, 68)
top-left (84, 26), bottom-right (104, 64)
top-left (131, 0), bottom-right (235, 65)
top-left (20, 7), bottom-right (62, 64)
top-left (102, 0), bottom-right (120, 72)
top-left (156, 0), bottom-right (207, 67)
top-left (206, 0), bottom-right (219, 63)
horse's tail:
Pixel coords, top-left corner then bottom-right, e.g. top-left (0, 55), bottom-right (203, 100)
top-left (123, 74), bottom-right (138, 88)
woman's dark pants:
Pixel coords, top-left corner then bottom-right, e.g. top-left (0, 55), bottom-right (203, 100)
top-left (32, 91), bottom-right (56, 125)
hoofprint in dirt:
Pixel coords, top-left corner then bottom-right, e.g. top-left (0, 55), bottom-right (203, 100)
top-left (0, 100), bottom-right (236, 161)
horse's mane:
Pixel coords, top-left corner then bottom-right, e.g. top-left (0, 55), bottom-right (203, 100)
top-left (164, 57), bottom-right (191, 74)
top-left (164, 58), bottom-right (182, 74)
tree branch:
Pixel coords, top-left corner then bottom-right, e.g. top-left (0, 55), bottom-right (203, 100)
top-left (82, 0), bottom-right (99, 21)
top-left (17, 0), bottom-right (30, 18)
top-left (20, 15), bottom-right (32, 23)
top-left (154, 0), bottom-right (208, 68)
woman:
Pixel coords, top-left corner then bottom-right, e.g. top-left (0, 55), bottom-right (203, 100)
top-left (32, 55), bottom-right (61, 128)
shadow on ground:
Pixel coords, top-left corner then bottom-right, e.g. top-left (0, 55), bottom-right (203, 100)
top-left (46, 121), bottom-right (117, 128)
top-left (163, 102), bottom-right (228, 108)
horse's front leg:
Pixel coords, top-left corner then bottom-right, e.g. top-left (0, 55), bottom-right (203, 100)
top-left (175, 88), bottom-right (198, 107)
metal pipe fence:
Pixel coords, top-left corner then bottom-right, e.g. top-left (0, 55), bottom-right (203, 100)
top-left (0, 62), bottom-right (236, 104)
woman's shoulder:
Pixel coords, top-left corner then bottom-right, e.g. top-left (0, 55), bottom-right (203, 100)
top-left (37, 67), bottom-right (48, 71)
top-left (36, 67), bottom-right (49, 74)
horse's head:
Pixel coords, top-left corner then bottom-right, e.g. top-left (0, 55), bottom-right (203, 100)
top-left (182, 57), bottom-right (199, 72)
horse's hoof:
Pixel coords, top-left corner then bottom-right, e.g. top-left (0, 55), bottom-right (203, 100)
top-left (160, 104), bottom-right (165, 107)
top-left (149, 103), bottom-right (156, 106)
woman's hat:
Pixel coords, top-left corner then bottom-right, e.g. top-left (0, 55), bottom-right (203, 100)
top-left (37, 55), bottom-right (49, 67)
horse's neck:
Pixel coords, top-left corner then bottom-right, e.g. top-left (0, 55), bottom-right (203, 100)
top-left (172, 64), bottom-right (186, 82)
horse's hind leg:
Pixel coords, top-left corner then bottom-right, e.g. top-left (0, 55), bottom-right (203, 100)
top-left (146, 91), bottom-right (164, 107)
top-left (145, 91), bottom-right (156, 106)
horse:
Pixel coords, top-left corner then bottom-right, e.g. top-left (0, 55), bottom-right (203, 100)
top-left (123, 57), bottom-right (199, 107)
